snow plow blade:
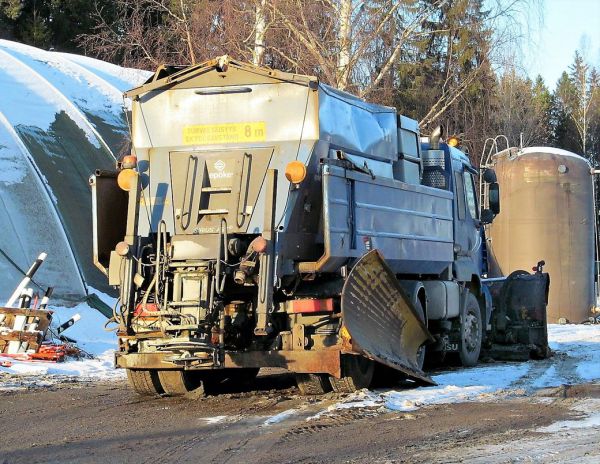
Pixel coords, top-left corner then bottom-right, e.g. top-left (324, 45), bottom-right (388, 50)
top-left (486, 270), bottom-right (551, 361)
top-left (341, 250), bottom-right (435, 385)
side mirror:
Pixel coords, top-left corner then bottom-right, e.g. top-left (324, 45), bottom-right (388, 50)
top-left (489, 182), bottom-right (500, 215)
top-left (483, 168), bottom-right (497, 183)
top-left (481, 209), bottom-right (495, 224)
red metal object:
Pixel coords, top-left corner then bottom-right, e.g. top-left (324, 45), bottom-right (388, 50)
top-left (1, 343), bottom-right (74, 363)
top-left (28, 344), bottom-right (67, 362)
top-left (133, 303), bottom-right (158, 317)
top-left (289, 298), bottom-right (334, 314)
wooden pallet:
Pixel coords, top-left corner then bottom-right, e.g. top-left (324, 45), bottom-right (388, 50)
top-left (0, 307), bottom-right (52, 354)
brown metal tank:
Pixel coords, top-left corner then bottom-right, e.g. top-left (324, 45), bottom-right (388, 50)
top-left (487, 147), bottom-right (596, 323)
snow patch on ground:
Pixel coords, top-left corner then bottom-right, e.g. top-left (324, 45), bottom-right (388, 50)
top-left (202, 415), bottom-right (229, 425)
top-left (321, 324), bottom-right (600, 416)
top-left (263, 408), bottom-right (300, 426)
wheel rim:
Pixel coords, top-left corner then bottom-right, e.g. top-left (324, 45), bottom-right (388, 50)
top-left (463, 311), bottom-right (481, 353)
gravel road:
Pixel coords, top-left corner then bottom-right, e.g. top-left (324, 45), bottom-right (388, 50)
top-left (1, 371), bottom-right (600, 464)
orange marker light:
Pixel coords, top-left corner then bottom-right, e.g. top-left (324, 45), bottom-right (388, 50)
top-left (250, 236), bottom-right (268, 254)
top-left (285, 161), bottom-right (307, 184)
top-left (447, 136), bottom-right (460, 147)
top-left (117, 168), bottom-right (137, 191)
top-left (121, 154), bottom-right (138, 169)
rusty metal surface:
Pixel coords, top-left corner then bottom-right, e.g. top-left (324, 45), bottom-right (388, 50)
top-left (116, 349), bottom-right (342, 377)
top-left (115, 352), bottom-right (178, 370)
top-left (292, 324), bottom-right (305, 350)
top-left (341, 250), bottom-right (434, 384)
top-left (226, 350), bottom-right (341, 377)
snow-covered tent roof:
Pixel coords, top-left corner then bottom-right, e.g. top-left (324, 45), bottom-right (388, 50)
top-left (0, 39), bottom-right (151, 302)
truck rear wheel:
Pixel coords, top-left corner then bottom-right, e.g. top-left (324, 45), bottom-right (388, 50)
top-left (157, 370), bottom-right (204, 396)
top-left (296, 373), bottom-right (332, 395)
top-left (329, 355), bottom-right (374, 393)
top-left (126, 369), bottom-right (164, 397)
top-left (459, 293), bottom-right (483, 367)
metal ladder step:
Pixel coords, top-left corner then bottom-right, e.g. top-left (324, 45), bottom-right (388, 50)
top-left (201, 186), bottom-right (232, 193)
top-left (198, 208), bottom-right (229, 215)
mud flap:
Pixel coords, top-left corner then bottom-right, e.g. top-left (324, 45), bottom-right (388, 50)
top-left (341, 250), bottom-right (435, 385)
top-left (486, 270), bottom-right (551, 361)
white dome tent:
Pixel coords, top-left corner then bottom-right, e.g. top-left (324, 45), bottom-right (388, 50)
top-left (0, 39), bottom-right (150, 303)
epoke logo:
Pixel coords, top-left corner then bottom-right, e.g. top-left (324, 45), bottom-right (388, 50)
top-left (210, 159), bottom-right (233, 179)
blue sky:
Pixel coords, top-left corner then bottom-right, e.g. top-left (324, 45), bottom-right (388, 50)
top-left (524, 0), bottom-right (600, 89)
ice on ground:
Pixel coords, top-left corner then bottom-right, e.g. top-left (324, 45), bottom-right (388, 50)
top-left (0, 291), bottom-right (123, 388)
top-left (322, 324), bottom-right (600, 416)
top-left (263, 409), bottom-right (300, 426)
top-left (202, 416), bottom-right (229, 425)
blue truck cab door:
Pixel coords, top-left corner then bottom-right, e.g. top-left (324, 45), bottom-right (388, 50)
top-left (450, 149), bottom-right (483, 282)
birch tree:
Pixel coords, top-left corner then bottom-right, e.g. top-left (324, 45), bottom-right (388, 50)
top-left (568, 52), bottom-right (599, 159)
top-left (252, 0), bottom-right (268, 66)
top-left (336, 0), bottom-right (352, 90)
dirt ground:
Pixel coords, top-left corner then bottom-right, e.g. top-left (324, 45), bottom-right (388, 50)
top-left (1, 372), bottom-right (599, 464)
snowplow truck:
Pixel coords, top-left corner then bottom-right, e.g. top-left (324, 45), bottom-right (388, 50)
top-left (91, 56), bottom-right (550, 396)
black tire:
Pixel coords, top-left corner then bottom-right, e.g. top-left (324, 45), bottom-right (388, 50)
top-left (296, 373), bottom-right (332, 395)
top-left (157, 370), bottom-right (204, 396)
top-left (371, 363), bottom-right (405, 388)
top-left (329, 355), bottom-right (374, 393)
top-left (459, 293), bottom-right (483, 367)
top-left (424, 350), bottom-right (447, 368)
top-left (126, 369), bottom-right (164, 397)
top-left (225, 368), bottom-right (260, 385)
top-left (413, 299), bottom-right (426, 371)
top-left (220, 367), bottom-right (260, 393)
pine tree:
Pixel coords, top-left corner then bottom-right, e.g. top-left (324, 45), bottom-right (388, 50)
top-left (551, 71), bottom-right (581, 155)
top-left (531, 75), bottom-right (553, 145)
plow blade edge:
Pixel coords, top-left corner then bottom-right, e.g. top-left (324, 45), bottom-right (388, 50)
top-left (341, 250), bottom-right (435, 385)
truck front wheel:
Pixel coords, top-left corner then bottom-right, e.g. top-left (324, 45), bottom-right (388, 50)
top-left (459, 293), bottom-right (483, 367)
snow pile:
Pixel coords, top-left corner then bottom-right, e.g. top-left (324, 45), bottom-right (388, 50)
top-left (323, 324), bottom-right (600, 415)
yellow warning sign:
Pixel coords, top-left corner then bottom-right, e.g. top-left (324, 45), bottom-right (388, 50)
top-left (183, 122), bottom-right (267, 145)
